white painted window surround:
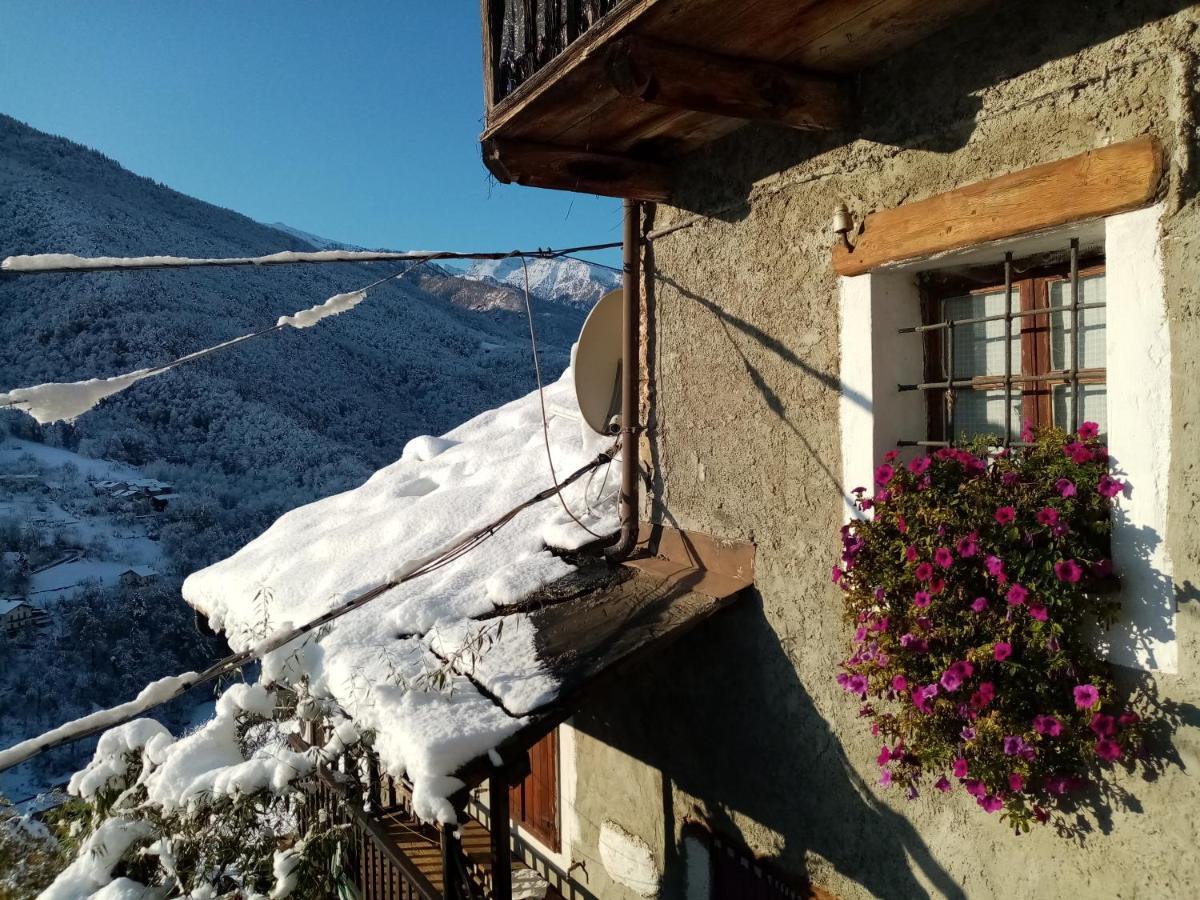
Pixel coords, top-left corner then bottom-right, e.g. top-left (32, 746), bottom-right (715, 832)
top-left (837, 203), bottom-right (1174, 673)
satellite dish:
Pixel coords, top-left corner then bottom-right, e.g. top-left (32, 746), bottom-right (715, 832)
top-left (574, 288), bottom-right (623, 435)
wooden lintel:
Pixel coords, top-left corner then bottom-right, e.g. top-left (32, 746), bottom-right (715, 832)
top-left (833, 136), bottom-right (1163, 276)
top-left (605, 36), bottom-right (852, 131)
top-left (482, 138), bottom-right (672, 202)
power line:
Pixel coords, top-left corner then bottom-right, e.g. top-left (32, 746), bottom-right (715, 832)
top-left (0, 243), bottom-right (622, 276)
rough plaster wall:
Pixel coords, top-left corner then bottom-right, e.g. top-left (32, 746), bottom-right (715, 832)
top-left (568, 2), bottom-right (1200, 899)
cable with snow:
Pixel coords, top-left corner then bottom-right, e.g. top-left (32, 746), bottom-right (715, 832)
top-left (0, 242), bottom-right (622, 274)
top-left (0, 281), bottom-right (381, 424)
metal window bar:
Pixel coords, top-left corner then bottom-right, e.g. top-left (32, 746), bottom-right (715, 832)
top-left (898, 241), bottom-right (1102, 448)
top-left (1069, 238), bottom-right (1080, 431)
top-left (1003, 252), bottom-right (1013, 447)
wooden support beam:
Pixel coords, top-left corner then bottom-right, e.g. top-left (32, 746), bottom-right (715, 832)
top-left (605, 36), bottom-right (851, 131)
top-left (482, 138), bottom-right (672, 201)
top-left (832, 136), bottom-right (1163, 276)
top-left (488, 772), bottom-right (513, 900)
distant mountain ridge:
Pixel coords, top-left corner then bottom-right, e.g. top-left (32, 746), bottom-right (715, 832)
top-left (461, 256), bottom-right (621, 309)
top-left (0, 113), bottom-right (588, 570)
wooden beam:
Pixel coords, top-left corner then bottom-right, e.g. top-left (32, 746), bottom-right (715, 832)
top-left (488, 771), bottom-right (513, 900)
top-left (832, 136), bottom-right (1162, 276)
top-left (605, 36), bottom-right (852, 131)
top-left (482, 138), bottom-right (672, 201)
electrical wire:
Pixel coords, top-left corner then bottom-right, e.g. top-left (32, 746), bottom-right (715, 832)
top-left (519, 256), bottom-right (607, 541)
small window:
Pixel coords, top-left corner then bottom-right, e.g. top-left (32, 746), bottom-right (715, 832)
top-left (911, 246), bottom-right (1106, 445)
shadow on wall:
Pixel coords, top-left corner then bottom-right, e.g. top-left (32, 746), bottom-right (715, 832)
top-left (666, 0), bottom-right (1197, 222)
top-left (573, 594), bottom-right (966, 900)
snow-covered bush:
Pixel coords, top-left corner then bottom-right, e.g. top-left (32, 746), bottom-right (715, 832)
top-left (41, 682), bottom-right (356, 898)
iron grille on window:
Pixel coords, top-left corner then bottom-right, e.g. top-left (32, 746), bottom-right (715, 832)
top-left (898, 240), bottom-right (1107, 448)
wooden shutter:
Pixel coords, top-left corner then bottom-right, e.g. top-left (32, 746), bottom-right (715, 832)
top-left (509, 729), bottom-right (559, 851)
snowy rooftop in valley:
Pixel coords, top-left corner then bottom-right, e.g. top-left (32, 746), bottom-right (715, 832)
top-left (182, 364), bottom-right (621, 821)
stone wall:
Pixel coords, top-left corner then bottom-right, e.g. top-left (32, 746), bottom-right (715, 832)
top-left (566, 2), bottom-right (1200, 898)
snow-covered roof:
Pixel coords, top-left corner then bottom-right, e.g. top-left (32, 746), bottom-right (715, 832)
top-left (183, 365), bottom-right (618, 822)
top-left (122, 566), bottom-right (158, 578)
top-left (0, 599), bottom-right (32, 616)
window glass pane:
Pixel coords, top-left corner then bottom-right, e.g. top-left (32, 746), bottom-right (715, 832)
top-left (1052, 383), bottom-right (1107, 437)
top-left (945, 289), bottom-right (1020, 378)
top-left (1050, 273), bottom-right (1106, 370)
top-left (951, 389), bottom-right (1023, 443)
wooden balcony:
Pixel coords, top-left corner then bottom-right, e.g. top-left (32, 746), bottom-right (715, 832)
top-left (480, 0), bottom-right (991, 200)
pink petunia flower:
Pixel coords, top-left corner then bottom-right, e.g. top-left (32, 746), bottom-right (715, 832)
top-left (1097, 474), bottom-right (1124, 498)
top-left (985, 555), bottom-right (1005, 577)
top-left (940, 668), bottom-right (963, 692)
top-left (1000, 471), bottom-right (1020, 487)
top-left (1020, 423), bottom-right (1035, 442)
top-left (1095, 738), bottom-right (1121, 762)
top-left (879, 769), bottom-right (894, 786)
top-left (979, 795), bottom-right (1004, 813)
top-left (877, 746), bottom-right (892, 766)
top-left (935, 776), bottom-right (952, 792)
top-left (964, 779), bottom-right (986, 798)
top-left (875, 464), bottom-right (895, 486)
top-left (957, 534), bottom-right (979, 558)
top-left (950, 660), bottom-right (975, 679)
top-left (1006, 583), bottom-right (1028, 606)
top-left (1033, 715), bottom-right (1061, 736)
top-left (993, 641), bottom-right (1013, 661)
top-left (853, 626), bottom-right (868, 643)
top-left (905, 544), bottom-right (918, 562)
top-left (934, 547), bottom-right (954, 569)
top-left (1028, 602), bottom-right (1049, 621)
top-left (971, 596), bottom-right (989, 613)
top-left (994, 506), bottom-right (1017, 525)
top-left (1078, 421), bottom-right (1100, 440)
top-left (960, 726), bottom-right (976, 741)
top-left (848, 674), bottom-right (868, 695)
top-left (884, 449), bottom-right (900, 462)
top-left (1054, 559), bottom-right (1083, 583)
top-left (891, 675), bottom-right (908, 692)
top-left (1074, 684), bottom-right (1100, 709)
top-left (1064, 441), bottom-right (1092, 464)
top-left (897, 515), bottom-right (908, 533)
top-left (1036, 507), bottom-right (1059, 526)
top-left (1119, 711), bottom-right (1141, 727)
top-left (952, 757), bottom-right (969, 778)
top-left (913, 591), bottom-right (932, 608)
top-left (1008, 773), bottom-right (1025, 792)
top-left (832, 566), bottom-right (844, 584)
top-left (928, 576), bottom-right (946, 594)
top-left (908, 456), bottom-right (931, 475)
top-left (915, 562), bottom-right (934, 581)
top-left (1055, 478), bottom-right (1077, 498)
top-left (1090, 714), bottom-right (1116, 737)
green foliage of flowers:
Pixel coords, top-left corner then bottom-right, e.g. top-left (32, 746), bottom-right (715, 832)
top-left (833, 424), bottom-right (1145, 832)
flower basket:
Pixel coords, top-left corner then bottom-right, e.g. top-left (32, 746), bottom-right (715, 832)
top-left (834, 424), bottom-right (1143, 830)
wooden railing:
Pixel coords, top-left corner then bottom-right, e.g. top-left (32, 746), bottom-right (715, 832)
top-left (484, 0), bottom-right (622, 107)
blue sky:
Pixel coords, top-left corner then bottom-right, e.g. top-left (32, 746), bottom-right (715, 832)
top-left (0, 1), bottom-right (622, 265)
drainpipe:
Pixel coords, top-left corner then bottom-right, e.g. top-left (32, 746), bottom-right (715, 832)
top-left (606, 198), bottom-right (642, 562)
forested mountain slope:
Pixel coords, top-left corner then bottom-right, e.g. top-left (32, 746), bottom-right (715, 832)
top-left (0, 114), bottom-right (588, 571)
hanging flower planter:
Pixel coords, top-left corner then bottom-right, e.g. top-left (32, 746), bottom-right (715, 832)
top-left (833, 424), bottom-right (1145, 831)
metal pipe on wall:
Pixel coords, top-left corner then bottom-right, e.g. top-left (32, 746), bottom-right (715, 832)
top-left (606, 198), bottom-right (642, 562)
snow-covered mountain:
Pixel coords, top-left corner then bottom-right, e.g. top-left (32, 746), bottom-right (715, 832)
top-left (265, 221), bottom-right (364, 251)
top-left (461, 256), bottom-right (621, 309)
top-left (0, 113), bottom-right (587, 571)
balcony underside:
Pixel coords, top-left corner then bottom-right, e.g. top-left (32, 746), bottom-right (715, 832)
top-left (481, 0), bottom-right (990, 200)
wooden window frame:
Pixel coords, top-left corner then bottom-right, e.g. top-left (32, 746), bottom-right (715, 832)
top-left (920, 257), bottom-right (1106, 444)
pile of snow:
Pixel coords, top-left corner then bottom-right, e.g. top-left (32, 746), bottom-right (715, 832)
top-left (0, 248), bottom-right (431, 272)
top-left (182, 363), bottom-right (617, 822)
